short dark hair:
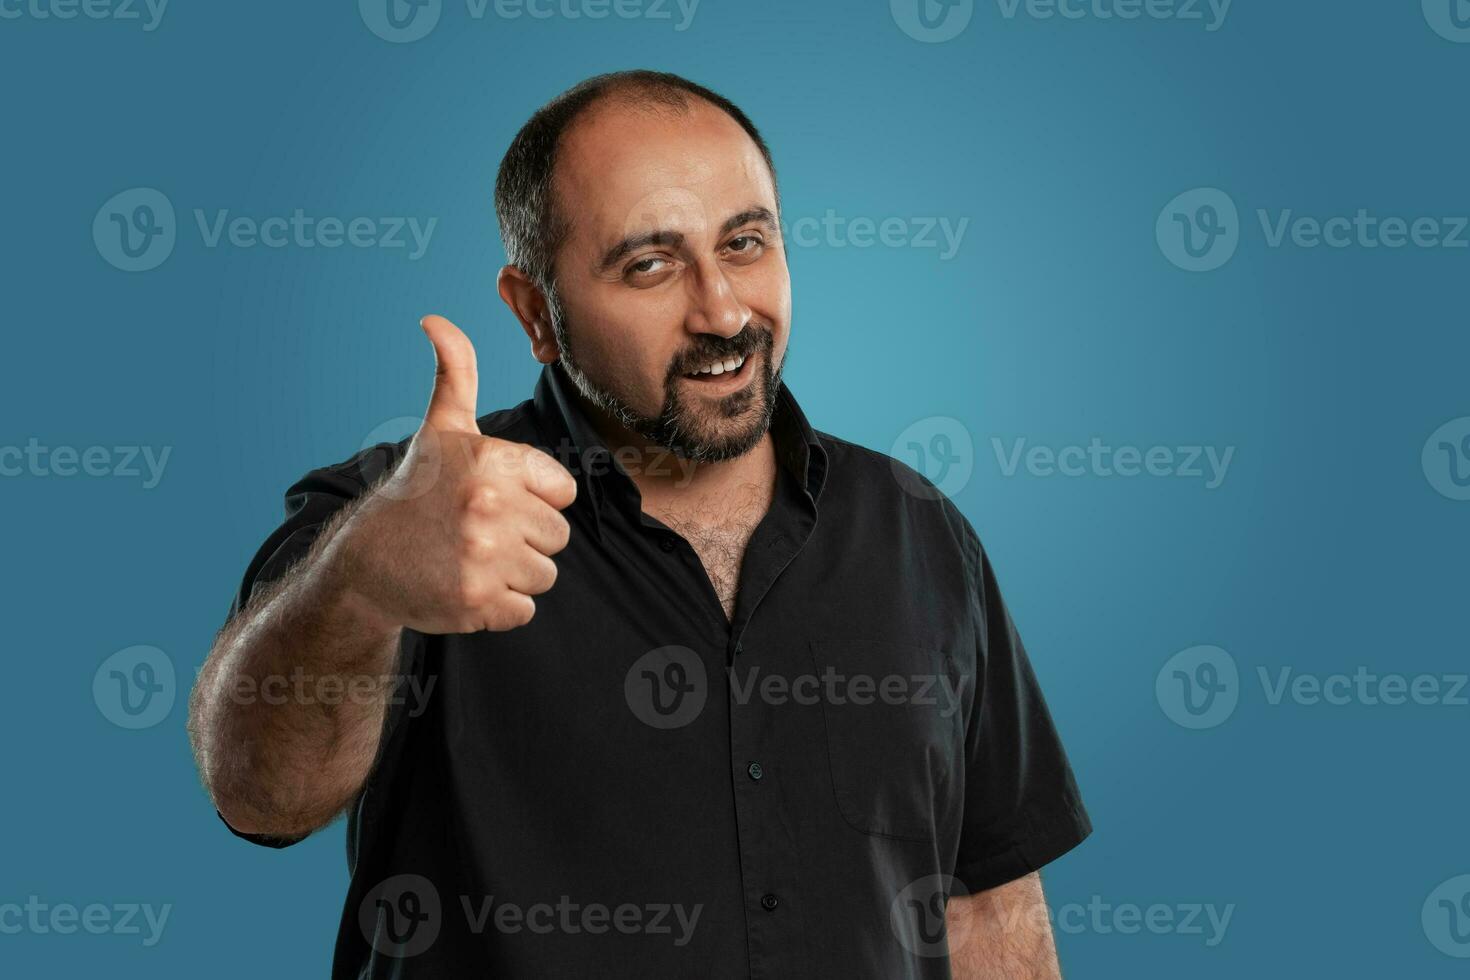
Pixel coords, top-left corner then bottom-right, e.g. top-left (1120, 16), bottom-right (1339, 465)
top-left (493, 70), bottom-right (779, 299)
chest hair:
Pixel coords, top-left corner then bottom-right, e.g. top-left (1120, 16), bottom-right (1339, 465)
top-left (651, 483), bottom-right (771, 621)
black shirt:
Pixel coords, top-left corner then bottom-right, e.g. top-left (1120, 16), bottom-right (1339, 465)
top-left (220, 361), bottom-right (1091, 978)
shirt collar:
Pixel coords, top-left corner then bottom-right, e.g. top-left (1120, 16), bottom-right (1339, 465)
top-left (532, 360), bottom-right (828, 531)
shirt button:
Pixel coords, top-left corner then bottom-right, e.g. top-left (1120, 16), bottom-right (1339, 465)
top-left (760, 893), bottom-right (780, 911)
top-left (658, 537), bottom-right (676, 553)
top-left (747, 762), bottom-right (764, 781)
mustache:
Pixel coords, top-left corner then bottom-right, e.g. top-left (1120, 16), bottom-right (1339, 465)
top-left (670, 324), bottom-right (772, 376)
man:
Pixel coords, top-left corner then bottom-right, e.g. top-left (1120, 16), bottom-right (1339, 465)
top-left (188, 70), bottom-right (1091, 978)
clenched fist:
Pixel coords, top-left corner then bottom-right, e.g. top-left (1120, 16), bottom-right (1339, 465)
top-left (338, 315), bottom-right (578, 634)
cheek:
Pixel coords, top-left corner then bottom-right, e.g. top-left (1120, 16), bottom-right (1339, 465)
top-left (563, 289), bottom-right (686, 403)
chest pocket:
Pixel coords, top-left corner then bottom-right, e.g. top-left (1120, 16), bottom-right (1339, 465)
top-left (808, 638), bottom-right (966, 843)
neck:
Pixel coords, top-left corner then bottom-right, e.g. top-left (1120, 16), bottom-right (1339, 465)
top-left (575, 395), bottom-right (779, 518)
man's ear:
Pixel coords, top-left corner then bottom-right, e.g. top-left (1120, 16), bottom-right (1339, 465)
top-left (497, 265), bottom-right (558, 364)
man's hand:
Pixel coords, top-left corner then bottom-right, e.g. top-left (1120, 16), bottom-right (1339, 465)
top-left (946, 872), bottom-right (1062, 979)
top-left (339, 314), bottom-right (578, 635)
top-left (189, 314), bottom-right (578, 837)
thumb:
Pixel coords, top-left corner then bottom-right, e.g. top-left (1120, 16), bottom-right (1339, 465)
top-left (420, 314), bottom-right (479, 433)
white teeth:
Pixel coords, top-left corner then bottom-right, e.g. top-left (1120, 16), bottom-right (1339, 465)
top-left (690, 354), bottom-right (745, 377)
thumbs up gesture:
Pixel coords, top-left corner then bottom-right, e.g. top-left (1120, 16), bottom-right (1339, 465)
top-left (343, 315), bottom-right (578, 634)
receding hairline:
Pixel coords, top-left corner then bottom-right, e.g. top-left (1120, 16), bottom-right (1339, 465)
top-left (552, 81), bottom-right (776, 200)
top-left (493, 70), bottom-right (780, 296)
top-left (545, 83), bottom-right (779, 277)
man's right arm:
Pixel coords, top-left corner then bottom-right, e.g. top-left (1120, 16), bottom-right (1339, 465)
top-left (187, 314), bottom-right (577, 841)
top-left (187, 496), bottom-right (405, 839)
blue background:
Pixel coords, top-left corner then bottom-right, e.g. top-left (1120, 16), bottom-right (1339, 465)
top-left (2, 0), bottom-right (1466, 975)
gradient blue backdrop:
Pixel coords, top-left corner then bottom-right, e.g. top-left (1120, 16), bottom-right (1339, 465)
top-left (2, 0), bottom-right (1466, 975)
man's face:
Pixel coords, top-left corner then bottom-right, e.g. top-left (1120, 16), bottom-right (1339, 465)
top-left (547, 98), bottom-right (789, 462)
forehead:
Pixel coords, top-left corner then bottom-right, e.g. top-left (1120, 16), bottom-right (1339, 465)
top-left (553, 98), bottom-right (776, 247)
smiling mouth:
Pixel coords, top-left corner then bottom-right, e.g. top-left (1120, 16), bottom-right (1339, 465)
top-left (682, 351), bottom-right (750, 383)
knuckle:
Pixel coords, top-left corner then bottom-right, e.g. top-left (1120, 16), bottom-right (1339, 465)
top-left (455, 575), bottom-right (487, 610)
top-left (464, 482), bottom-right (500, 515)
top-left (550, 516), bottom-right (571, 551)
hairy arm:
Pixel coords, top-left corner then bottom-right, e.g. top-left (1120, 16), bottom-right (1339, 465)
top-left (186, 499), bottom-right (403, 839)
top-left (947, 872), bottom-right (1062, 980)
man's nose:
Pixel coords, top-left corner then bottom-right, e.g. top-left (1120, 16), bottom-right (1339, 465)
top-left (684, 260), bottom-right (749, 338)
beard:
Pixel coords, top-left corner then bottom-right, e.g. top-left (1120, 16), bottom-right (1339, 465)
top-left (551, 299), bottom-right (783, 463)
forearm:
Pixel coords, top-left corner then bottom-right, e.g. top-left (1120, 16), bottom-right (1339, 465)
top-left (948, 872), bottom-right (1061, 980)
top-left (188, 505), bottom-right (403, 837)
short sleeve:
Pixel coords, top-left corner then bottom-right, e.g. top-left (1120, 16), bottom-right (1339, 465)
top-left (215, 443), bottom-right (400, 848)
top-left (951, 528), bottom-right (1092, 893)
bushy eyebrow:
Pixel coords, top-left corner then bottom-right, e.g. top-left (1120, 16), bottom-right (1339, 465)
top-left (598, 205), bottom-right (778, 271)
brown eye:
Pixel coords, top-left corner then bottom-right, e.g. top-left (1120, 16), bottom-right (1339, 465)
top-left (626, 256), bottom-right (669, 279)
